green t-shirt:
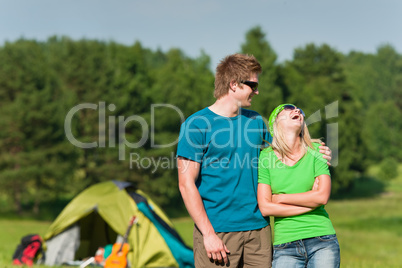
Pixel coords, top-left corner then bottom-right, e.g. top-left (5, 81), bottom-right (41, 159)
top-left (258, 143), bottom-right (336, 245)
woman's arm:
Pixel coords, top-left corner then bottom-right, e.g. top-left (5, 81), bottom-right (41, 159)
top-left (272, 174), bottom-right (331, 208)
top-left (257, 183), bottom-right (313, 217)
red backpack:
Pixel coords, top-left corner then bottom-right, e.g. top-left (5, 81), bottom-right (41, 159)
top-left (12, 234), bottom-right (44, 266)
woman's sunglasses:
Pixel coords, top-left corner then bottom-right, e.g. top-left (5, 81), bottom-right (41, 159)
top-left (283, 104), bottom-right (305, 117)
top-left (241, 80), bottom-right (259, 91)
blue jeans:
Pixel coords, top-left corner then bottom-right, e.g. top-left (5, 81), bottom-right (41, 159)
top-left (272, 235), bottom-right (340, 268)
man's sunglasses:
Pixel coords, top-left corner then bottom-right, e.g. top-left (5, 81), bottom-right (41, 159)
top-left (283, 104), bottom-right (305, 117)
top-left (241, 80), bottom-right (259, 91)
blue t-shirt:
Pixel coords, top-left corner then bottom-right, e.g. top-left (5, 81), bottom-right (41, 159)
top-left (176, 107), bottom-right (272, 232)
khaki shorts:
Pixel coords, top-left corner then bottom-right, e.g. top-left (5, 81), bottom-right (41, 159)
top-left (193, 225), bottom-right (272, 267)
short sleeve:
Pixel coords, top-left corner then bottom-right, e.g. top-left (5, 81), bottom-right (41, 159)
top-left (176, 119), bottom-right (206, 163)
top-left (311, 143), bottom-right (331, 177)
top-left (258, 149), bottom-right (271, 185)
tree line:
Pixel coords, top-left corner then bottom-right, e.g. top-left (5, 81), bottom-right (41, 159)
top-left (0, 26), bottom-right (401, 215)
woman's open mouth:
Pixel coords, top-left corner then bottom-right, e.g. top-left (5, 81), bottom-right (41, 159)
top-left (291, 114), bottom-right (300, 120)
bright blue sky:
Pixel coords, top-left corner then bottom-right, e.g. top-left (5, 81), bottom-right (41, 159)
top-left (0, 0), bottom-right (401, 69)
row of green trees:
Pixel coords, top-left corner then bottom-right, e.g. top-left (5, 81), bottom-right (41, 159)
top-left (0, 26), bottom-right (401, 215)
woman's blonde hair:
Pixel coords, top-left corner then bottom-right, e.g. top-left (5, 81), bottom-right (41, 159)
top-left (270, 111), bottom-right (321, 161)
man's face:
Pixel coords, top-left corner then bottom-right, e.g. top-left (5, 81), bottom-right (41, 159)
top-left (237, 73), bottom-right (259, 107)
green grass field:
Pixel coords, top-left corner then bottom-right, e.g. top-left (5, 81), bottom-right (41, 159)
top-left (1, 166), bottom-right (401, 267)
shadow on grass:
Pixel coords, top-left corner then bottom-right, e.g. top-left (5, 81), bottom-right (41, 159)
top-left (0, 198), bottom-right (71, 221)
top-left (2, 198), bottom-right (190, 221)
top-left (163, 202), bottom-right (190, 219)
top-left (332, 175), bottom-right (387, 200)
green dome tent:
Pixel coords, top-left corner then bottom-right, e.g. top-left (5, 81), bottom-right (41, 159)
top-left (43, 181), bottom-right (194, 268)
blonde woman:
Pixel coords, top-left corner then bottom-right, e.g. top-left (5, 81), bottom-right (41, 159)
top-left (257, 104), bottom-right (340, 268)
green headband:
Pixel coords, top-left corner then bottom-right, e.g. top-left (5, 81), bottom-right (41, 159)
top-left (268, 103), bottom-right (297, 136)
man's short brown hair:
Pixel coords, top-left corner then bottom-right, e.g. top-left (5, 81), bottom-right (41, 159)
top-left (214, 54), bottom-right (262, 99)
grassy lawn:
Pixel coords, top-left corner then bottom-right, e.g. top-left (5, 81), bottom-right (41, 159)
top-left (0, 219), bottom-right (51, 267)
top-left (328, 194), bottom-right (402, 267)
top-left (327, 165), bottom-right (402, 268)
top-left (1, 166), bottom-right (401, 267)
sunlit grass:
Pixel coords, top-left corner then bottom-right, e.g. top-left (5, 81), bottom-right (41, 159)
top-left (326, 164), bottom-right (402, 268)
top-left (172, 217), bottom-right (194, 247)
top-left (0, 219), bottom-right (50, 268)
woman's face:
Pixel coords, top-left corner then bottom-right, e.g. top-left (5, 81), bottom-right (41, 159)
top-left (276, 107), bottom-right (304, 133)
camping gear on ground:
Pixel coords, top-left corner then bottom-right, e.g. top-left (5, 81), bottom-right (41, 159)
top-left (12, 234), bottom-right (44, 266)
top-left (43, 180), bottom-right (194, 268)
top-left (94, 247), bottom-right (106, 265)
top-left (104, 216), bottom-right (138, 268)
top-left (78, 257), bottom-right (95, 268)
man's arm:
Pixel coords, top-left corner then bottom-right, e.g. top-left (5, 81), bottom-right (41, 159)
top-left (272, 174), bottom-right (331, 208)
top-left (177, 157), bottom-right (230, 264)
top-left (257, 183), bottom-right (313, 217)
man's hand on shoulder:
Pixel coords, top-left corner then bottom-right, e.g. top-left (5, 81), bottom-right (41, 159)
top-left (319, 142), bottom-right (332, 166)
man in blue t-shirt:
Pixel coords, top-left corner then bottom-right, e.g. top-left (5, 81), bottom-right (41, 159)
top-left (177, 54), bottom-right (330, 267)
top-left (177, 54), bottom-right (271, 267)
